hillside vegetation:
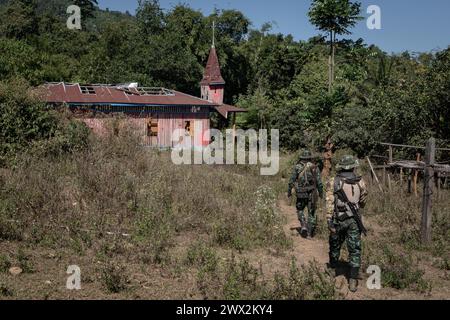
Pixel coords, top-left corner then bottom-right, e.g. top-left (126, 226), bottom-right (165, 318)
top-left (0, 0), bottom-right (449, 157)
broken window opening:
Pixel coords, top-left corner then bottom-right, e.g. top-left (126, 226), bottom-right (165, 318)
top-left (80, 86), bottom-right (96, 95)
top-left (147, 118), bottom-right (158, 137)
top-left (184, 121), bottom-right (194, 137)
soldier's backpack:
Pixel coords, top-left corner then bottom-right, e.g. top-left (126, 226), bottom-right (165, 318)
top-left (295, 162), bottom-right (318, 199)
top-left (333, 175), bottom-right (363, 221)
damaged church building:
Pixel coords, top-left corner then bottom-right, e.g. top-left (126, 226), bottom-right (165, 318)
top-left (41, 45), bottom-right (246, 148)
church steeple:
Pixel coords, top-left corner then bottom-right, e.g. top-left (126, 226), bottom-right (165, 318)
top-left (200, 21), bottom-right (225, 104)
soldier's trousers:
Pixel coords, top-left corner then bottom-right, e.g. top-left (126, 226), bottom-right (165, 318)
top-left (329, 218), bottom-right (362, 268)
top-left (296, 197), bottom-right (316, 231)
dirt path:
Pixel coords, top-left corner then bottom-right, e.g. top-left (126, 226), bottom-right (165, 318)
top-left (279, 201), bottom-right (329, 266)
top-left (279, 200), bottom-right (382, 300)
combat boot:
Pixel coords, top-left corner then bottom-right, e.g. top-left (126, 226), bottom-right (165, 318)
top-left (349, 279), bottom-right (358, 292)
top-left (307, 223), bottom-right (313, 238)
top-left (326, 260), bottom-right (338, 277)
top-left (299, 218), bottom-right (308, 238)
top-left (349, 267), bottom-right (360, 292)
top-left (300, 227), bottom-right (308, 238)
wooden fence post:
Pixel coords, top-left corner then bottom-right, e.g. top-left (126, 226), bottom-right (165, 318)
top-left (414, 153), bottom-right (421, 197)
top-left (407, 170), bottom-right (412, 194)
top-left (388, 146), bottom-right (393, 164)
top-left (367, 157), bottom-right (383, 192)
top-left (421, 138), bottom-right (435, 244)
top-left (437, 173), bottom-right (441, 200)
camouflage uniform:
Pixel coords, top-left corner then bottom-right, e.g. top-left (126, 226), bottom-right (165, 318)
top-left (326, 155), bottom-right (368, 292)
top-left (288, 150), bottom-right (324, 238)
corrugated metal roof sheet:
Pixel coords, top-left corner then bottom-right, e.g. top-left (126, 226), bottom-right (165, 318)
top-left (39, 82), bottom-right (246, 118)
top-left (215, 104), bottom-right (247, 119)
top-left (42, 83), bottom-right (217, 107)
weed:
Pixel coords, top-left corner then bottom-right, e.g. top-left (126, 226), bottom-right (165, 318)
top-left (0, 283), bottom-right (13, 297)
top-left (0, 254), bottom-right (12, 273)
top-left (100, 262), bottom-right (129, 294)
top-left (270, 259), bottom-right (336, 300)
top-left (368, 244), bottom-right (432, 293)
top-left (17, 248), bottom-right (34, 274)
top-left (185, 242), bottom-right (219, 274)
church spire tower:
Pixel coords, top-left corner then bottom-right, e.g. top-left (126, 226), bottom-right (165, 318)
top-left (201, 21), bottom-right (225, 105)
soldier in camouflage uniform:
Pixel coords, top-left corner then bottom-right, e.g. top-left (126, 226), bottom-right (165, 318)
top-left (326, 155), bottom-right (368, 292)
top-left (288, 150), bottom-right (324, 238)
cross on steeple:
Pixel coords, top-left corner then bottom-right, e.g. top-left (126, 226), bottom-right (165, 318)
top-left (212, 20), bottom-right (216, 48)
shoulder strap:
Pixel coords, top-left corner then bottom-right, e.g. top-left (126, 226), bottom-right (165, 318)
top-left (311, 164), bottom-right (318, 188)
top-left (334, 175), bottom-right (343, 193)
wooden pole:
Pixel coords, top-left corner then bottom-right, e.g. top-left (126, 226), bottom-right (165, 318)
top-left (388, 173), bottom-right (392, 191)
top-left (407, 170), bottom-right (412, 194)
top-left (367, 157), bottom-right (383, 192)
top-left (414, 153), bottom-right (420, 197)
top-left (388, 146), bottom-right (393, 164)
top-left (383, 163), bottom-right (387, 186)
top-left (400, 168), bottom-right (403, 186)
top-left (421, 138), bottom-right (435, 245)
top-left (436, 173), bottom-right (441, 200)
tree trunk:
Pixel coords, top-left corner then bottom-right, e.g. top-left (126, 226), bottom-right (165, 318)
top-left (332, 31), bottom-right (336, 91)
top-left (328, 30), bottom-right (335, 93)
top-left (328, 30), bottom-right (333, 93)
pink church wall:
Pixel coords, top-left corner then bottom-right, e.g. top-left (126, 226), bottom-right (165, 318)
top-left (79, 114), bottom-right (210, 148)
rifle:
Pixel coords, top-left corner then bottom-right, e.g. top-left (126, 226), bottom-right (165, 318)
top-left (335, 188), bottom-right (367, 236)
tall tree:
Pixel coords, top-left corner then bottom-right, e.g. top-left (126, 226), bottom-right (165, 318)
top-left (74, 0), bottom-right (98, 20)
top-left (308, 0), bottom-right (362, 92)
top-left (0, 0), bottom-right (39, 39)
top-left (136, 0), bottom-right (164, 36)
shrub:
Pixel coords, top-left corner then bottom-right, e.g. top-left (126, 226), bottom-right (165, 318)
top-left (0, 79), bottom-right (58, 165)
top-left (0, 79), bottom-right (89, 166)
top-left (185, 242), bottom-right (219, 274)
top-left (17, 248), bottom-right (34, 274)
top-left (366, 243), bottom-right (431, 293)
top-left (222, 255), bottom-right (266, 300)
top-left (0, 283), bottom-right (14, 297)
top-left (270, 259), bottom-right (336, 300)
top-left (0, 254), bottom-right (12, 273)
top-left (100, 262), bottom-right (129, 294)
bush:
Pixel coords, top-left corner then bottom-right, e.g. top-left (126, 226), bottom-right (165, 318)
top-left (0, 283), bottom-right (14, 297)
top-left (222, 256), bottom-right (265, 300)
top-left (366, 244), bottom-right (431, 293)
top-left (0, 254), bottom-right (12, 273)
top-left (185, 242), bottom-right (219, 274)
top-left (270, 259), bottom-right (336, 300)
top-left (17, 248), bottom-right (34, 274)
top-left (100, 262), bottom-right (129, 294)
top-left (0, 79), bottom-right (58, 165)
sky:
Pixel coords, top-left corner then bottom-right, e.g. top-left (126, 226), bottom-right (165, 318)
top-left (97, 0), bottom-right (450, 53)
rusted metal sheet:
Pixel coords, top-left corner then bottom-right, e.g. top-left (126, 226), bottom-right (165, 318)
top-left (215, 104), bottom-right (247, 119)
top-left (42, 83), bottom-right (217, 107)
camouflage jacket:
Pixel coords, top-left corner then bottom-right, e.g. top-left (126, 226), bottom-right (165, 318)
top-left (288, 162), bottom-right (324, 197)
top-left (325, 172), bottom-right (368, 221)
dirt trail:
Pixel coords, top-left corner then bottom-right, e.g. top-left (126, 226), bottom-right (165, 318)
top-left (279, 201), bottom-right (329, 265)
top-left (279, 199), bottom-right (450, 300)
top-left (278, 200), bottom-right (380, 300)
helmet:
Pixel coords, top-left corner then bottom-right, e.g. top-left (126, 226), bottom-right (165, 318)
top-left (336, 155), bottom-right (359, 171)
top-left (299, 149), bottom-right (314, 161)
